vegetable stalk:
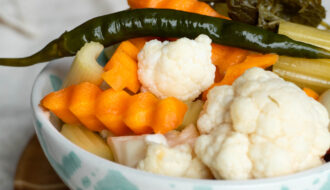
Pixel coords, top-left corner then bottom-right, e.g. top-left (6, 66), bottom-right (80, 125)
top-left (1, 9), bottom-right (330, 67)
top-left (278, 21), bottom-right (330, 51)
top-left (273, 56), bottom-right (330, 93)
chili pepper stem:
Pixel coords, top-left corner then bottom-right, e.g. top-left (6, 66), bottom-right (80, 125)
top-left (0, 38), bottom-right (71, 67)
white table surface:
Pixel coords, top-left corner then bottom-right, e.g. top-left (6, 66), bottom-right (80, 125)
top-left (0, 1), bottom-right (329, 190)
top-left (0, 1), bottom-right (127, 189)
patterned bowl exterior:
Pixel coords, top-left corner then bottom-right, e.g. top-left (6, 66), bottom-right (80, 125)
top-left (31, 58), bottom-right (330, 190)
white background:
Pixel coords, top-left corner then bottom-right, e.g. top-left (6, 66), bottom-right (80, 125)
top-left (0, 1), bottom-right (329, 190)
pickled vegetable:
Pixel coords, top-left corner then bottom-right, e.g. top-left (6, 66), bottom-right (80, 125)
top-left (62, 42), bottom-right (104, 88)
top-left (273, 56), bottom-right (330, 93)
top-left (61, 124), bottom-right (113, 160)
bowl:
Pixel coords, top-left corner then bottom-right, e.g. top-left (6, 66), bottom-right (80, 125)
top-left (31, 58), bottom-right (330, 190)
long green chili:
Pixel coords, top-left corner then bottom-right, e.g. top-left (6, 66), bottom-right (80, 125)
top-left (1, 8), bottom-right (330, 67)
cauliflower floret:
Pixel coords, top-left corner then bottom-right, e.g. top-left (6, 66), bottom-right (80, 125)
top-left (185, 157), bottom-right (213, 179)
top-left (195, 67), bottom-right (330, 180)
top-left (137, 143), bottom-right (212, 179)
top-left (137, 34), bottom-right (215, 101)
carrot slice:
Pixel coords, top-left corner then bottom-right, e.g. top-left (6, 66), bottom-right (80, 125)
top-left (212, 44), bottom-right (249, 79)
top-left (123, 92), bottom-right (158, 134)
top-left (303, 88), bottom-right (319, 100)
top-left (203, 54), bottom-right (279, 99)
top-left (158, 0), bottom-right (195, 11)
top-left (69, 82), bottom-right (105, 132)
top-left (102, 50), bottom-right (140, 93)
top-left (116, 41), bottom-right (140, 61)
top-left (128, 0), bottom-right (229, 19)
top-left (127, 0), bottom-right (164, 9)
top-left (41, 86), bottom-right (80, 124)
top-left (96, 89), bottom-right (132, 135)
top-left (221, 54), bottom-right (279, 85)
top-left (104, 48), bottom-right (135, 71)
top-left (152, 97), bottom-right (188, 134)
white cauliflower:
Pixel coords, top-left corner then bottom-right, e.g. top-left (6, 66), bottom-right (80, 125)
top-left (137, 143), bottom-right (213, 179)
top-left (137, 34), bottom-right (215, 101)
top-left (195, 67), bottom-right (330, 180)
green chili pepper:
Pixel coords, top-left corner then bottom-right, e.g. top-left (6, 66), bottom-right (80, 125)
top-left (1, 9), bottom-right (330, 67)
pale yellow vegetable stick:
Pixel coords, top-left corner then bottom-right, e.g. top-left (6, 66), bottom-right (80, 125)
top-left (273, 56), bottom-right (330, 93)
top-left (62, 42), bottom-right (104, 88)
top-left (61, 124), bottom-right (114, 160)
top-left (279, 21), bottom-right (330, 51)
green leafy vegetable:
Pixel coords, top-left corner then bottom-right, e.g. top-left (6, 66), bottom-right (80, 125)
top-left (226, 0), bottom-right (326, 31)
top-left (227, 0), bottom-right (258, 25)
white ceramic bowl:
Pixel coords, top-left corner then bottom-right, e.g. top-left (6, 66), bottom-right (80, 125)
top-left (31, 57), bottom-right (330, 190)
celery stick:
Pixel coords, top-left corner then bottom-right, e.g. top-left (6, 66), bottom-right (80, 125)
top-left (273, 57), bottom-right (330, 93)
top-left (279, 21), bottom-right (330, 51)
top-left (276, 23), bottom-right (330, 93)
top-left (274, 56), bottom-right (330, 81)
top-left (62, 42), bottom-right (104, 88)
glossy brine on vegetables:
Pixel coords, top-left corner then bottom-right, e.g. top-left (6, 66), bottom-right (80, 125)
top-left (33, 0), bottom-right (330, 181)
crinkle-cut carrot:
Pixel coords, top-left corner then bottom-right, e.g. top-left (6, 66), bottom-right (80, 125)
top-left (152, 97), bottom-right (188, 134)
top-left (128, 0), bottom-right (229, 19)
top-left (69, 82), bottom-right (105, 132)
top-left (123, 92), bottom-right (158, 135)
top-left (212, 44), bottom-right (249, 79)
top-left (303, 88), bottom-right (319, 100)
top-left (41, 85), bottom-right (80, 124)
top-left (96, 89), bottom-right (132, 136)
top-left (203, 54), bottom-right (279, 99)
top-left (102, 50), bottom-right (140, 93)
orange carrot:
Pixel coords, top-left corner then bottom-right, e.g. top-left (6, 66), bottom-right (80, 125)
top-left (69, 82), bottom-right (105, 132)
top-left (104, 46), bottom-right (136, 71)
top-left (152, 97), bottom-right (188, 134)
top-left (157, 0), bottom-right (195, 11)
top-left (127, 0), bottom-right (164, 9)
top-left (41, 86), bottom-right (80, 124)
top-left (212, 44), bottom-right (249, 79)
top-left (128, 0), bottom-right (229, 19)
top-left (123, 92), bottom-right (158, 134)
top-left (96, 89), bottom-right (132, 136)
top-left (221, 54), bottom-right (279, 85)
top-left (115, 41), bottom-right (140, 61)
top-left (203, 54), bottom-right (279, 99)
top-left (303, 88), bottom-right (319, 100)
top-left (102, 50), bottom-right (140, 93)
top-left (214, 66), bottom-right (223, 83)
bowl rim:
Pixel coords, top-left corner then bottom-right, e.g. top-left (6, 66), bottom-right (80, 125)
top-left (31, 58), bottom-right (330, 187)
